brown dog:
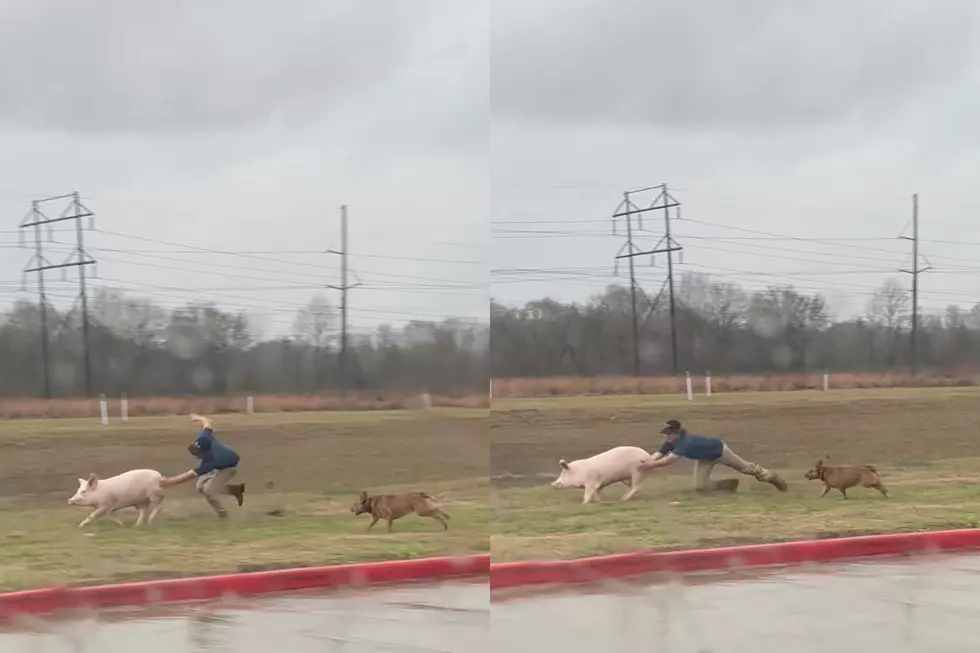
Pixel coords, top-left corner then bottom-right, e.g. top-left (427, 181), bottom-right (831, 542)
top-left (804, 458), bottom-right (888, 499)
top-left (350, 491), bottom-right (450, 532)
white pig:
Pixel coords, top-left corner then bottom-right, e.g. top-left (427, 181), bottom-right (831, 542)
top-left (68, 469), bottom-right (171, 529)
top-left (551, 446), bottom-right (653, 504)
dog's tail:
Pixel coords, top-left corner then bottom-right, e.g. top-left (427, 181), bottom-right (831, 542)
top-left (189, 413), bottom-right (214, 430)
top-left (865, 464), bottom-right (878, 473)
top-left (419, 492), bottom-right (450, 518)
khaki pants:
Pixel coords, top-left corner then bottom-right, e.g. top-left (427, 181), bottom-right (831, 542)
top-left (694, 444), bottom-right (776, 490)
top-left (196, 467), bottom-right (237, 516)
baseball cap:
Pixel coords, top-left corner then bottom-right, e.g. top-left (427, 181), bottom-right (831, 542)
top-left (660, 419), bottom-right (682, 435)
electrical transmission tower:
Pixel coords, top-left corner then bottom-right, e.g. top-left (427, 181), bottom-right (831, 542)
top-left (18, 193), bottom-right (96, 398)
top-left (899, 193), bottom-right (930, 374)
top-left (326, 204), bottom-right (360, 395)
top-left (612, 184), bottom-right (683, 376)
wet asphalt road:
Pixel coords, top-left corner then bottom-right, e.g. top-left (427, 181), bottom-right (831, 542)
top-left (0, 580), bottom-right (489, 653)
top-left (492, 554), bottom-right (980, 653)
top-left (7, 554), bottom-right (980, 652)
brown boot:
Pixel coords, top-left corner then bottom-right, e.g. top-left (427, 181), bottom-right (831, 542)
top-left (767, 474), bottom-right (788, 492)
top-left (714, 478), bottom-right (740, 493)
top-left (227, 484), bottom-right (245, 507)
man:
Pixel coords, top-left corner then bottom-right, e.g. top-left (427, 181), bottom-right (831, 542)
top-left (163, 413), bottom-right (245, 518)
top-left (639, 419), bottom-right (788, 492)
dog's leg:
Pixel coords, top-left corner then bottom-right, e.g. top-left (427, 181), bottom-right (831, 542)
top-left (839, 488), bottom-right (848, 499)
top-left (367, 516), bottom-right (380, 531)
top-left (872, 482), bottom-right (888, 498)
top-left (431, 513), bottom-right (449, 530)
top-left (821, 484), bottom-right (830, 498)
top-left (386, 517), bottom-right (394, 532)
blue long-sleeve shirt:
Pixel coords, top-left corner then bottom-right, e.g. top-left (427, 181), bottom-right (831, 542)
top-left (191, 428), bottom-right (240, 476)
top-left (657, 433), bottom-right (724, 461)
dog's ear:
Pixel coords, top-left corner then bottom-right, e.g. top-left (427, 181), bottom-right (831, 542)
top-left (359, 490), bottom-right (368, 501)
top-left (558, 459), bottom-right (569, 470)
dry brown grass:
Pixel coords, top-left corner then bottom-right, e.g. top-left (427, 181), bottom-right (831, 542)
top-left (493, 371), bottom-right (979, 398)
top-left (0, 391), bottom-right (489, 420)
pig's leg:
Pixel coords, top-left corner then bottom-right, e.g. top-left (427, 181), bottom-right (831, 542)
top-left (134, 501), bottom-right (150, 527)
top-left (582, 482), bottom-right (601, 504)
top-left (147, 495), bottom-right (165, 525)
top-left (78, 506), bottom-right (111, 529)
top-left (621, 470), bottom-right (646, 501)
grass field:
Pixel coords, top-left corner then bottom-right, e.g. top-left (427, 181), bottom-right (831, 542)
top-left (0, 409), bottom-right (488, 591)
top-left (490, 388), bottom-right (980, 561)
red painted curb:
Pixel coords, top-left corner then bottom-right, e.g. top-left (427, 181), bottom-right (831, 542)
top-left (489, 528), bottom-right (980, 589)
top-left (0, 554), bottom-right (489, 619)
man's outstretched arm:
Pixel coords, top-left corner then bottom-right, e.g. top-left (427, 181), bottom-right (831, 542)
top-left (640, 452), bottom-right (679, 471)
top-left (161, 470), bottom-right (197, 487)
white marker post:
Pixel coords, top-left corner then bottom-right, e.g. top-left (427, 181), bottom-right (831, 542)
top-left (823, 373), bottom-right (829, 392)
top-left (246, 394), bottom-right (254, 415)
top-left (99, 393), bottom-right (109, 425)
top-left (705, 370), bottom-right (712, 397)
top-left (120, 393), bottom-right (129, 422)
top-left (685, 371), bottom-right (693, 401)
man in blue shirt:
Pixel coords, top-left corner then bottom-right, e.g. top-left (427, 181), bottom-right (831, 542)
top-left (639, 419), bottom-right (788, 492)
top-left (163, 414), bottom-right (245, 519)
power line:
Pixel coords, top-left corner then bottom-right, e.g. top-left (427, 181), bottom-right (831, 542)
top-left (17, 193), bottom-right (97, 398)
top-left (327, 205), bottom-right (360, 394)
top-left (899, 194), bottom-right (930, 373)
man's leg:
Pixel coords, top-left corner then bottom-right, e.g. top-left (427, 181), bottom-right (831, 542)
top-left (197, 468), bottom-right (238, 517)
top-left (693, 459), bottom-right (716, 491)
top-left (718, 444), bottom-right (787, 491)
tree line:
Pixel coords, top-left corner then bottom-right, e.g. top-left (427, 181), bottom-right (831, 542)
top-left (490, 271), bottom-right (980, 378)
top-left (0, 288), bottom-right (488, 398)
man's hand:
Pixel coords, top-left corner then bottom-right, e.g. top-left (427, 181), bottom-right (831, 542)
top-left (161, 470), bottom-right (197, 487)
top-left (640, 452), bottom-right (678, 471)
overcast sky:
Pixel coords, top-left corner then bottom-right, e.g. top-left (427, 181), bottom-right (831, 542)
top-left (6, 1), bottom-right (980, 338)
top-left (491, 0), bottom-right (980, 319)
top-left (0, 0), bottom-right (488, 339)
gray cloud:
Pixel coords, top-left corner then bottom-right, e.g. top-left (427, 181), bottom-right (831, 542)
top-left (0, 0), bottom-right (442, 133)
top-left (492, 0), bottom-right (980, 129)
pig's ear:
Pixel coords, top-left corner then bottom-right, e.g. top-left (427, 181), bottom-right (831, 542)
top-left (86, 473), bottom-right (98, 489)
top-left (559, 459), bottom-right (569, 470)
top-left (78, 478), bottom-right (87, 487)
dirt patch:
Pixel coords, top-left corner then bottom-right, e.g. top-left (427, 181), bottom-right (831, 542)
top-left (0, 411), bottom-right (488, 503)
top-left (490, 390), bottom-right (980, 480)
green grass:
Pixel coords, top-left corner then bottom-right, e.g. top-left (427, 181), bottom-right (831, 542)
top-left (0, 478), bottom-right (491, 592)
top-left (0, 409), bottom-right (488, 591)
top-left (491, 459), bottom-right (980, 561)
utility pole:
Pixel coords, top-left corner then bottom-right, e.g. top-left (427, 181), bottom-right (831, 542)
top-left (613, 184), bottom-right (683, 375)
top-left (18, 193), bottom-right (96, 397)
top-left (327, 204), bottom-right (360, 394)
top-left (899, 193), bottom-right (930, 374)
